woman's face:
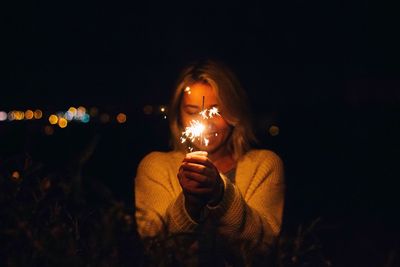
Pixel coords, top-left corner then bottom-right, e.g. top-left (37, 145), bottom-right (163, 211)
top-left (180, 82), bottom-right (232, 154)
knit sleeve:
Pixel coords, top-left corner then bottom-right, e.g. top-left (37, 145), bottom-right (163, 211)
top-left (207, 150), bottom-right (285, 250)
top-left (134, 152), bottom-right (198, 238)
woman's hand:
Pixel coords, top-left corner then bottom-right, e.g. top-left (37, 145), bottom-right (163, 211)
top-left (177, 151), bottom-right (224, 219)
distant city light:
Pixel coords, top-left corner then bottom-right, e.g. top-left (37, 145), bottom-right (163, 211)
top-left (34, 109), bottom-right (43, 119)
top-left (13, 111), bottom-right (24, 120)
top-left (8, 111), bottom-right (15, 121)
top-left (100, 113), bottom-right (110, 123)
top-left (116, 113), bottom-right (127, 123)
top-left (68, 107), bottom-right (77, 116)
top-left (81, 114), bottom-right (90, 123)
top-left (44, 125), bottom-right (54, 135)
top-left (268, 125), bottom-right (280, 136)
top-left (143, 105), bottom-right (153, 115)
top-left (0, 111), bottom-right (7, 121)
top-left (89, 107), bottom-right (99, 117)
top-left (58, 118), bottom-right (68, 128)
top-left (65, 111), bottom-right (74, 121)
top-left (11, 171), bottom-right (21, 181)
top-left (25, 110), bottom-right (34, 120)
top-left (49, 115), bottom-right (58, 125)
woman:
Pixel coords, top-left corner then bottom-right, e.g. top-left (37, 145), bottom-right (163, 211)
top-left (135, 60), bottom-right (285, 264)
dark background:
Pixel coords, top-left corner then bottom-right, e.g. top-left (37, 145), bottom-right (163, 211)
top-left (2, 0), bottom-right (400, 265)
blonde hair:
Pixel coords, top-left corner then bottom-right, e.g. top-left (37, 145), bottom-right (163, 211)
top-left (168, 59), bottom-right (256, 160)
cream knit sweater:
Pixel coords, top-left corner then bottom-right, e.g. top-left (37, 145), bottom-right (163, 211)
top-left (135, 149), bottom-right (285, 251)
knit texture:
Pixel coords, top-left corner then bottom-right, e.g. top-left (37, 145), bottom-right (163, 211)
top-left (134, 149), bottom-right (285, 250)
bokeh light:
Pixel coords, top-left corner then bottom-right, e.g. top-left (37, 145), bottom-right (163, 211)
top-left (68, 107), bottom-right (77, 117)
top-left (58, 118), bottom-right (68, 128)
top-left (25, 110), bottom-right (34, 120)
top-left (14, 111), bottom-right (24, 120)
top-left (81, 114), bottom-right (90, 123)
top-left (100, 113), bottom-right (110, 123)
top-left (116, 113), bottom-right (127, 123)
top-left (49, 115), bottom-right (58, 125)
top-left (143, 105), bottom-right (153, 115)
top-left (89, 107), bottom-right (99, 117)
top-left (34, 109), bottom-right (43, 119)
top-left (268, 125), bottom-right (280, 136)
top-left (11, 171), bottom-right (21, 181)
top-left (44, 125), bottom-right (54, 135)
top-left (0, 111), bottom-right (7, 121)
top-left (8, 111), bottom-right (15, 121)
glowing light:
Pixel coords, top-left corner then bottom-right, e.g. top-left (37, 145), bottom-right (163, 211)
top-left (89, 107), bottom-right (98, 117)
top-left (34, 109), bottom-right (43, 119)
top-left (58, 118), bottom-right (67, 128)
top-left (180, 106), bottom-right (221, 151)
top-left (116, 113), bottom-right (127, 123)
top-left (269, 125), bottom-right (280, 136)
top-left (200, 106), bottom-right (220, 119)
top-left (11, 171), bottom-right (21, 181)
top-left (14, 111), bottom-right (24, 120)
top-left (44, 125), bottom-right (54, 135)
top-left (24, 110), bottom-right (34, 120)
top-left (81, 114), bottom-right (90, 123)
top-left (100, 113), bottom-right (110, 123)
top-left (164, 115), bottom-right (167, 119)
top-left (78, 106), bottom-right (86, 115)
top-left (184, 86), bottom-right (191, 95)
top-left (68, 107), bottom-right (77, 116)
top-left (143, 105), bottom-right (153, 115)
top-left (0, 111), bottom-right (7, 121)
top-left (65, 111), bottom-right (74, 121)
top-left (8, 111), bottom-right (15, 121)
top-left (49, 115), bottom-right (58, 125)
top-left (160, 106), bottom-right (166, 113)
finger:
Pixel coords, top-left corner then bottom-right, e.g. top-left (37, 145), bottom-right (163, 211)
top-left (183, 171), bottom-right (210, 185)
top-left (183, 155), bottom-right (215, 169)
top-left (181, 162), bottom-right (210, 175)
top-left (186, 151), bottom-right (208, 157)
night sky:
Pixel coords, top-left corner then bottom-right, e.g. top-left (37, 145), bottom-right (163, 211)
top-left (2, 1), bottom-right (400, 264)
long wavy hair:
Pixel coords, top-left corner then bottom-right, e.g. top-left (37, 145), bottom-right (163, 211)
top-left (168, 59), bottom-right (256, 160)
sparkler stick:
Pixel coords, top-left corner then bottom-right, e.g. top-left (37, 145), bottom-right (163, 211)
top-left (200, 96), bottom-right (205, 147)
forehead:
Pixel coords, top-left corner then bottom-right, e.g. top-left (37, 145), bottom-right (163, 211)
top-left (182, 83), bottom-right (218, 106)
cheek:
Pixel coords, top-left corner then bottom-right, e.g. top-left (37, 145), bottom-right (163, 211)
top-left (213, 117), bottom-right (231, 131)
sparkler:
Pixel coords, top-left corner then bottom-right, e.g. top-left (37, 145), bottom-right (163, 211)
top-left (180, 95), bottom-right (220, 152)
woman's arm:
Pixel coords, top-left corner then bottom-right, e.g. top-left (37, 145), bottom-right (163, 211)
top-left (134, 152), bottom-right (199, 238)
top-left (207, 150), bottom-right (285, 250)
